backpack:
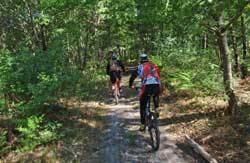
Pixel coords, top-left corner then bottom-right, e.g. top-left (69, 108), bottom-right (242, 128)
top-left (142, 62), bottom-right (160, 80)
top-left (109, 60), bottom-right (121, 71)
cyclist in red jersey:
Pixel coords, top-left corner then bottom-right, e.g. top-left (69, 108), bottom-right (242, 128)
top-left (129, 54), bottom-right (161, 131)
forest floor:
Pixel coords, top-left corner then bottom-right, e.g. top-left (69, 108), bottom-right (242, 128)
top-left (1, 66), bottom-right (250, 163)
top-left (171, 77), bottom-right (250, 163)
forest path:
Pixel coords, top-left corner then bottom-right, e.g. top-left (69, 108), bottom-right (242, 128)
top-left (88, 66), bottom-right (205, 163)
top-left (1, 66), bottom-right (206, 163)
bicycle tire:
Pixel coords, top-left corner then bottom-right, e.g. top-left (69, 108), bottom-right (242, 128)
top-left (113, 80), bottom-right (119, 104)
top-left (114, 93), bottom-right (119, 104)
top-left (149, 116), bottom-right (160, 151)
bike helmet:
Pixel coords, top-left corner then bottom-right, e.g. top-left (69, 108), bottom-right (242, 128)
top-left (111, 54), bottom-right (117, 60)
top-left (139, 53), bottom-right (148, 63)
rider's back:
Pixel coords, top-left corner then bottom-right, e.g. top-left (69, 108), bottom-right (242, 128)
top-left (138, 61), bottom-right (160, 85)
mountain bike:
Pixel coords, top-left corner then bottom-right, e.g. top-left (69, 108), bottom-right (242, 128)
top-left (136, 86), bottom-right (160, 151)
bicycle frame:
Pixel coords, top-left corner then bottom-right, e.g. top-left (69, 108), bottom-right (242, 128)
top-left (135, 85), bottom-right (160, 150)
top-left (145, 95), bottom-right (158, 128)
top-left (145, 94), bottom-right (160, 151)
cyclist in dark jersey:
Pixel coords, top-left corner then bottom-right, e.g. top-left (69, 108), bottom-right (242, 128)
top-left (129, 53), bottom-right (161, 131)
top-left (107, 54), bottom-right (125, 92)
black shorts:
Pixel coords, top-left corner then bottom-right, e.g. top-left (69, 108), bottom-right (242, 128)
top-left (141, 84), bottom-right (160, 98)
top-left (110, 71), bottom-right (121, 84)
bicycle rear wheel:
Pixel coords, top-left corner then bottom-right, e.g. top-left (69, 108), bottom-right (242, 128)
top-left (149, 115), bottom-right (160, 151)
top-left (114, 92), bottom-right (119, 104)
top-left (113, 80), bottom-right (119, 104)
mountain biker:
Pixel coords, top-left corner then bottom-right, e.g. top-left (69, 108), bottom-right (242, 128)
top-left (106, 54), bottom-right (125, 93)
top-left (129, 53), bottom-right (161, 131)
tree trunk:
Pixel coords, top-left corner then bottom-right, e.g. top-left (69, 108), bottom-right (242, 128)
top-left (217, 14), bottom-right (238, 115)
top-left (0, 30), bottom-right (6, 49)
top-left (40, 25), bottom-right (47, 51)
top-left (241, 15), bottom-right (247, 79)
top-left (232, 31), bottom-right (240, 74)
top-left (25, 2), bottom-right (40, 50)
top-left (203, 33), bottom-right (208, 49)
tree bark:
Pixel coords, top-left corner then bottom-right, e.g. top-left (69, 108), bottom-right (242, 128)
top-left (241, 15), bottom-right (247, 79)
top-left (0, 28), bottom-right (6, 49)
top-left (25, 1), bottom-right (40, 50)
top-left (217, 14), bottom-right (238, 115)
top-left (185, 135), bottom-right (218, 163)
top-left (40, 25), bottom-right (47, 51)
top-left (203, 33), bottom-right (208, 49)
top-left (232, 31), bottom-right (240, 74)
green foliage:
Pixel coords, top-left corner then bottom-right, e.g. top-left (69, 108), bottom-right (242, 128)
top-left (16, 115), bottom-right (62, 152)
top-left (0, 48), bottom-right (80, 153)
top-left (1, 0), bottom-right (249, 158)
top-left (0, 131), bottom-right (10, 155)
top-left (0, 49), bottom-right (81, 109)
top-left (150, 55), bottom-right (163, 68)
top-left (0, 99), bottom-right (5, 114)
top-left (161, 48), bottom-right (224, 95)
top-left (77, 68), bottom-right (108, 98)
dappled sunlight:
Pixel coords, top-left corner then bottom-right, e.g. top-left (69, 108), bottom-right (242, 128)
top-left (77, 117), bottom-right (105, 129)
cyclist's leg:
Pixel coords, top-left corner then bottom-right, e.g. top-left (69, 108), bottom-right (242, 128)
top-left (139, 85), bottom-right (149, 131)
top-left (110, 71), bottom-right (116, 92)
top-left (117, 71), bottom-right (122, 92)
top-left (140, 96), bottom-right (147, 125)
top-left (152, 84), bottom-right (160, 116)
top-left (115, 78), bottom-right (120, 96)
top-left (140, 86), bottom-right (146, 122)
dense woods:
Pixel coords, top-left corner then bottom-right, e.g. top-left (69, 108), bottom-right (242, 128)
top-left (0, 0), bottom-right (250, 162)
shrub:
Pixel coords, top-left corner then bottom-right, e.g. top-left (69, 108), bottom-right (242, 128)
top-left (16, 115), bottom-right (62, 152)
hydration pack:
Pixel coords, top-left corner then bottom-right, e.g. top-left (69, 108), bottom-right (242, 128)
top-left (109, 60), bottom-right (121, 71)
top-left (142, 62), bottom-right (160, 80)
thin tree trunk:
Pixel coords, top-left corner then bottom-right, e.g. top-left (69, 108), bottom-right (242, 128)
top-left (203, 33), bottom-right (208, 49)
top-left (241, 15), bottom-right (247, 79)
top-left (232, 31), bottom-right (240, 74)
top-left (77, 39), bottom-right (81, 69)
top-left (82, 30), bottom-right (90, 69)
top-left (117, 45), bottom-right (121, 56)
top-left (217, 14), bottom-right (238, 115)
top-left (40, 25), bottom-right (47, 51)
top-left (0, 30), bottom-right (6, 49)
top-left (25, 1), bottom-right (41, 50)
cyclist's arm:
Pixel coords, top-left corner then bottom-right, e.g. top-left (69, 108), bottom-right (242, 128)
top-left (119, 61), bottom-right (125, 72)
top-left (129, 68), bottom-right (138, 87)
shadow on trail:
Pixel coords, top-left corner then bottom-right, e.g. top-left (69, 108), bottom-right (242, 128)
top-left (116, 109), bottom-right (220, 127)
top-left (50, 101), bottom-right (156, 162)
top-left (159, 109), bottom-right (220, 126)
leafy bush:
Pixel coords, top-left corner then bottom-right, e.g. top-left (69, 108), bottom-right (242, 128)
top-left (16, 115), bottom-right (62, 152)
top-left (0, 49), bottom-right (80, 152)
top-left (0, 49), bottom-right (81, 109)
top-left (160, 48), bottom-right (224, 95)
top-left (0, 99), bottom-right (5, 115)
top-left (0, 131), bottom-right (10, 155)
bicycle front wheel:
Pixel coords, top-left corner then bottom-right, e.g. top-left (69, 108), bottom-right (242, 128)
top-left (149, 122), bottom-right (160, 151)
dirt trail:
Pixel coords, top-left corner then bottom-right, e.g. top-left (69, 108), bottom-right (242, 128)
top-left (89, 73), bottom-right (205, 163)
top-left (1, 69), bottom-right (205, 163)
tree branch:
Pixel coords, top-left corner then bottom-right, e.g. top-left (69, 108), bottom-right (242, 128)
top-left (200, 22), bottom-right (218, 33)
top-left (222, 2), bottom-right (250, 33)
